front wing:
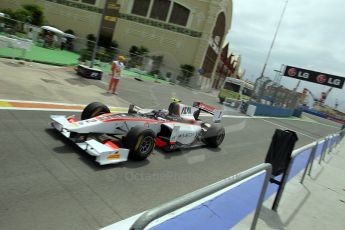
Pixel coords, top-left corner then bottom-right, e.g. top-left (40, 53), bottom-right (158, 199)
top-left (51, 115), bottom-right (129, 165)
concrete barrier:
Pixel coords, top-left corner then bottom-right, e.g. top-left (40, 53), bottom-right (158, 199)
top-left (247, 101), bottom-right (294, 117)
top-left (101, 164), bottom-right (272, 230)
top-left (100, 131), bottom-right (343, 230)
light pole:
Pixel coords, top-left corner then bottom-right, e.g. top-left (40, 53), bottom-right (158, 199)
top-left (259, 0), bottom-right (289, 79)
top-left (273, 69), bottom-right (282, 84)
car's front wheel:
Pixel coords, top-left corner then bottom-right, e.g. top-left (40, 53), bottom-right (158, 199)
top-left (125, 126), bottom-right (156, 161)
top-left (81, 102), bottom-right (110, 120)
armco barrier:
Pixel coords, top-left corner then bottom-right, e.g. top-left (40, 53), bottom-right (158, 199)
top-left (101, 164), bottom-right (272, 230)
top-left (315, 140), bottom-right (325, 159)
top-left (263, 142), bottom-right (315, 210)
top-left (255, 131), bottom-right (343, 211)
top-left (131, 164), bottom-right (272, 230)
top-left (101, 131), bottom-right (344, 230)
top-left (306, 132), bottom-right (342, 181)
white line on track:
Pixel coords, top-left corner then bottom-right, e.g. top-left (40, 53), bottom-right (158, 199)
top-left (0, 99), bottom-right (86, 106)
top-left (261, 118), bottom-right (317, 140)
top-left (0, 99), bottom-right (339, 129)
top-left (0, 107), bottom-right (83, 112)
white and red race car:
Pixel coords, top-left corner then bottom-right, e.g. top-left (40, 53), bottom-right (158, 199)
top-left (50, 100), bottom-right (225, 165)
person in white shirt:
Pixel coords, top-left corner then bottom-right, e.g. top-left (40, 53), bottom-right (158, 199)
top-left (108, 55), bottom-right (125, 94)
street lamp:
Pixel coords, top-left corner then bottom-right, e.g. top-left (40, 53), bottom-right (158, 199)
top-left (259, 0), bottom-right (289, 79)
top-left (253, 0), bottom-right (288, 100)
top-left (273, 69), bottom-right (282, 84)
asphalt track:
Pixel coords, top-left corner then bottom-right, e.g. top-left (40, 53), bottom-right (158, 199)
top-left (0, 108), bottom-right (341, 230)
top-left (0, 60), bottom-right (342, 229)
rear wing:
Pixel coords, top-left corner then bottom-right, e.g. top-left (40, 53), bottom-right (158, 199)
top-left (193, 102), bottom-right (223, 123)
top-left (193, 102), bottom-right (217, 114)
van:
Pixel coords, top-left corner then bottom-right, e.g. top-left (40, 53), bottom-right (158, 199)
top-left (218, 77), bottom-right (253, 106)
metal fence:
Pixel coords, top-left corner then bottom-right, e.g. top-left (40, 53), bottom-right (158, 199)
top-left (110, 130), bottom-right (343, 230)
top-left (267, 130), bottom-right (344, 211)
top-left (129, 163), bottom-right (272, 230)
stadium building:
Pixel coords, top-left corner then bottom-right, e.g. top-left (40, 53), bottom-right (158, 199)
top-left (0, 0), bottom-right (233, 89)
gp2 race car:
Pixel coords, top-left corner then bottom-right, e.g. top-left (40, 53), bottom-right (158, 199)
top-left (50, 100), bottom-right (225, 165)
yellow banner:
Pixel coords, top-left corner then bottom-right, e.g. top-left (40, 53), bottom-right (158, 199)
top-left (104, 16), bottom-right (117, 22)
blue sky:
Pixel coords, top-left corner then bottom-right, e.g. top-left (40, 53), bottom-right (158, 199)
top-left (226, 0), bottom-right (345, 111)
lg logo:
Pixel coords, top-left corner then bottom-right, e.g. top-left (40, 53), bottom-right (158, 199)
top-left (287, 68), bottom-right (309, 79)
top-left (287, 68), bottom-right (297, 77)
top-left (316, 74), bottom-right (341, 86)
top-left (287, 69), bottom-right (341, 86)
top-left (316, 74), bottom-right (327, 84)
top-left (285, 66), bottom-right (344, 88)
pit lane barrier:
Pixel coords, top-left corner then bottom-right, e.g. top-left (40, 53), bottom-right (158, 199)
top-left (265, 130), bottom-right (343, 212)
top-left (102, 163), bottom-right (272, 230)
top-left (101, 130), bottom-right (344, 230)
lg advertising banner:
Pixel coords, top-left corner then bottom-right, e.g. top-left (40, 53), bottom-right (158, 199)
top-left (283, 65), bottom-right (345, 89)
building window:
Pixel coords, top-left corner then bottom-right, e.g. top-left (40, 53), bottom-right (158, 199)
top-left (150, 0), bottom-right (171, 21)
top-left (169, 3), bottom-right (190, 26)
top-left (81, 0), bottom-right (96, 5)
top-left (131, 0), bottom-right (151, 17)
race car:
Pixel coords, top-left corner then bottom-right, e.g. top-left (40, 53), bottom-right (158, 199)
top-left (50, 100), bottom-right (225, 165)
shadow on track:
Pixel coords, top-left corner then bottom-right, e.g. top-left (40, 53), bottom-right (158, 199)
top-left (154, 145), bottom-right (222, 160)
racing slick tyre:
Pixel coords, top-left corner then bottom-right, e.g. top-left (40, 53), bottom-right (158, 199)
top-left (81, 102), bottom-right (110, 120)
top-left (203, 124), bottom-right (225, 148)
top-left (125, 126), bottom-right (156, 161)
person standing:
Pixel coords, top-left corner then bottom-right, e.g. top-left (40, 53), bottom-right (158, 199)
top-left (60, 36), bottom-right (67, 50)
top-left (108, 55), bottom-right (125, 94)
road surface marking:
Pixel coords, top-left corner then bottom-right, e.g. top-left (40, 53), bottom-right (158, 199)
top-left (0, 99), bottom-right (127, 112)
top-left (0, 99), bottom-right (339, 129)
top-left (261, 118), bottom-right (317, 140)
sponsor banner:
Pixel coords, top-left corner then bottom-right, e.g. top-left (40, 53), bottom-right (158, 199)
top-left (283, 65), bottom-right (344, 89)
top-left (99, 0), bottom-right (120, 47)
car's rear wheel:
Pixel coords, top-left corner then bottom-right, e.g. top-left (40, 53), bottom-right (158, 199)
top-left (203, 124), bottom-right (225, 147)
top-left (125, 126), bottom-right (155, 161)
top-left (81, 102), bottom-right (110, 120)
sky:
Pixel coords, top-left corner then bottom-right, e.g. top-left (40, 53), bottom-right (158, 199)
top-left (225, 0), bottom-right (345, 111)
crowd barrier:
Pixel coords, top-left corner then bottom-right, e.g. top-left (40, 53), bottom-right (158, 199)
top-left (101, 130), bottom-right (344, 230)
